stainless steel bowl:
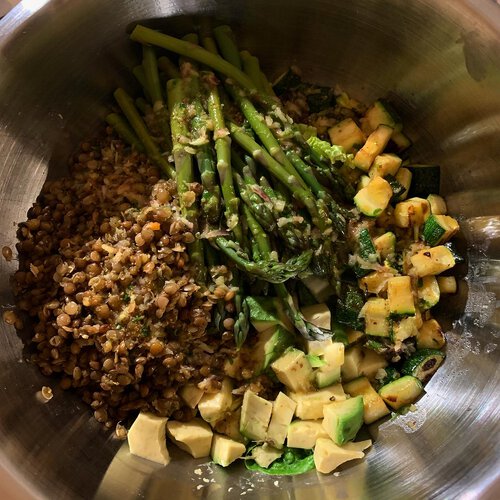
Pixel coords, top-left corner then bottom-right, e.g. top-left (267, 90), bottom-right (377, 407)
top-left (0, 1), bottom-right (499, 498)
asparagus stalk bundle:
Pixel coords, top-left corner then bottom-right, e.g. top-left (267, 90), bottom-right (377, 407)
top-left (106, 23), bottom-right (361, 343)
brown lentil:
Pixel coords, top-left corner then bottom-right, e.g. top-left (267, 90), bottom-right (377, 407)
top-left (11, 135), bottom-right (272, 427)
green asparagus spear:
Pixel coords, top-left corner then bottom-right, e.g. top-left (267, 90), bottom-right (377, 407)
top-left (204, 75), bottom-right (244, 244)
top-left (240, 50), bottom-right (265, 92)
top-left (142, 45), bottom-right (163, 105)
top-left (113, 88), bottom-right (175, 178)
top-left (105, 113), bottom-right (145, 152)
top-left (228, 122), bottom-right (331, 233)
top-left (132, 65), bottom-right (152, 102)
top-left (158, 56), bottom-right (180, 79)
top-left (213, 237), bottom-right (312, 283)
top-left (131, 25), bottom-right (256, 90)
top-left (243, 206), bottom-right (330, 340)
top-left (213, 25), bottom-right (242, 70)
top-left (234, 170), bottom-right (276, 230)
top-left (167, 78), bottom-right (205, 281)
top-left (225, 83), bottom-right (308, 190)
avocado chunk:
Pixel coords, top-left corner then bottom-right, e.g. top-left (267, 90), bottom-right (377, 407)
top-left (246, 296), bottom-right (294, 333)
top-left (314, 438), bottom-right (365, 474)
top-left (127, 412), bottom-right (170, 466)
top-left (240, 390), bottom-right (273, 441)
top-left (198, 377), bottom-right (233, 424)
top-left (306, 338), bottom-right (333, 356)
top-left (250, 443), bottom-right (283, 468)
top-left (286, 420), bottom-right (328, 449)
top-left (343, 376), bottom-right (390, 424)
top-left (214, 408), bottom-right (247, 443)
top-left (251, 325), bottom-right (295, 374)
top-left (342, 345), bottom-right (388, 382)
top-left (179, 384), bottom-right (204, 409)
top-left (266, 392), bottom-right (297, 449)
top-left (289, 384), bottom-right (346, 420)
top-left (271, 348), bottom-right (314, 393)
top-left (315, 342), bottom-right (345, 388)
top-left (166, 418), bottom-right (213, 458)
top-left (322, 396), bottom-right (364, 445)
top-left (301, 303), bottom-right (331, 330)
top-left (378, 375), bottom-right (423, 410)
top-left (211, 434), bottom-right (246, 467)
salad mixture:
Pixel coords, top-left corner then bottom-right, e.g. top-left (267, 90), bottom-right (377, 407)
top-left (9, 23), bottom-right (461, 476)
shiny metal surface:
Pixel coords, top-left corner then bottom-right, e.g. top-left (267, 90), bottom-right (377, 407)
top-left (0, 0), bottom-right (499, 498)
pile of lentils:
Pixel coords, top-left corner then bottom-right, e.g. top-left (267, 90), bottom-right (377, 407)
top-left (10, 130), bottom-right (245, 432)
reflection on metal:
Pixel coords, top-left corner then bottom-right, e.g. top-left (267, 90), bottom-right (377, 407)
top-left (0, 0), bottom-right (499, 499)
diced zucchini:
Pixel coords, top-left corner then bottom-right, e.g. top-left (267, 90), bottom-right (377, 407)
top-left (394, 197), bottom-right (431, 228)
top-left (379, 366), bottom-right (400, 386)
top-left (354, 176), bottom-right (393, 217)
top-left (347, 329), bottom-right (365, 345)
top-left (401, 349), bottom-right (445, 382)
top-left (422, 215), bottom-right (460, 246)
top-left (385, 174), bottom-right (407, 202)
top-left (415, 307), bottom-right (423, 329)
top-left (271, 348), bottom-right (314, 393)
top-left (358, 267), bottom-right (397, 295)
top-left (407, 165), bottom-right (441, 198)
top-left (353, 125), bottom-right (394, 171)
top-left (343, 376), bottom-right (390, 424)
top-left (360, 298), bottom-right (390, 337)
top-left (374, 232), bottom-right (396, 259)
top-left (417, 276), bottom-right (440, 310)
top-left (336, 285), bottom-right (365, 330)
top-left (387, 276), bottom-right (415, 317)
top-left (362, 100), bottom-right (402, 134)
top-left (395, 167), bottom-right (412, 201)
top-left (444, 241), bottom-right (464, 264)
top-left (328, 118), bottom-right (365, 152)
top-left (357, 175), bottom-right (371, 192)
top-left (391, 130), bottom-right (412, 152)
top-left (391, 316), bottom-right (419, 343)
top-left (417, 319), bottom-right (446, 349)
top-left (369, 153), bottom-right (402, 178)
top-left (378, 375), bottom-right (423, 410)
top-left (357, 227), bottom-right (378, 261)
top-left (427, 194), bottom-right (447, 215)
top-left (437, 276), bottom-right (457, 294)
top-left (410, 246), bottom-right (456, 276)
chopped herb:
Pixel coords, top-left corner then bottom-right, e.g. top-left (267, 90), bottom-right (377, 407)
top-left (132, 315), bottom-right (144, 323)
